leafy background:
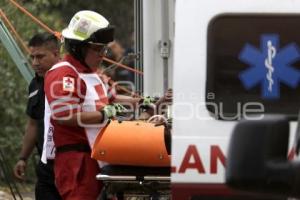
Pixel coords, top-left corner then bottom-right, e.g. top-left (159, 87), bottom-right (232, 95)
top-left (0, 0), bottom-right (133, 189)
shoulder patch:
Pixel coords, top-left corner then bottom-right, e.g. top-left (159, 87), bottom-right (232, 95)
top-left (63, 77), bottom-right (75, 92)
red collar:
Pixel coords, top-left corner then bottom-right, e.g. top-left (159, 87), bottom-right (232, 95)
top-left (63, 54), bottom-right (93, 73)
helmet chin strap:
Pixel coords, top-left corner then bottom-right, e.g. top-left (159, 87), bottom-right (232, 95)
top-left (78, 46), bottom-right (91, 69)
top-left (65, 39), bottom-right (90, 68)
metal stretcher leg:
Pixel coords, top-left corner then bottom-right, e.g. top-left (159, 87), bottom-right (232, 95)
top-left (96, 165), bottom-right (171, 200)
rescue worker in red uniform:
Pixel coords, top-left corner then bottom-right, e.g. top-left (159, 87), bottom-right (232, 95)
top-left (44, 10), bottom-right (118, 200)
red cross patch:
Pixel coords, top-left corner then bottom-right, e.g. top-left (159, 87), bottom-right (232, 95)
top-left (77, 19), bottom-right (91, 34)
top-left (63, 77), bottom-right (75, 92)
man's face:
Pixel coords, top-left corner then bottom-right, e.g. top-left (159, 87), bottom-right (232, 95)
top-left (29, 45), bottom-right (59, 77)
top-left (84, 44), bottom-right (108, 68)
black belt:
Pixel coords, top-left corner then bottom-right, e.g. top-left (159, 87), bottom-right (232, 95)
top-left (47, 159), bottom-right (54, 165)
top-left (56, 143), bottom-right (91, 153)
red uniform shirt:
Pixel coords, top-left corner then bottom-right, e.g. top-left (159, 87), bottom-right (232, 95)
top-left (44, 55), bottom-right (110, 147)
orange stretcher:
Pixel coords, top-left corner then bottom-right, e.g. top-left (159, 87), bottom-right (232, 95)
top-left (91, 120), bottom-right (170, 167)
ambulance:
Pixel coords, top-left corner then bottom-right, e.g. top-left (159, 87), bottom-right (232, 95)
top-left (169, 0), bottom-right (300, 199)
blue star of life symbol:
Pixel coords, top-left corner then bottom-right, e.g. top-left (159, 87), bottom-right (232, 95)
top-left (239, 34), bottom-right (300, 99)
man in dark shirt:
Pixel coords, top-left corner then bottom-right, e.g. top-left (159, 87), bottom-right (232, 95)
top-left (13, 33), bottom-right (61, 200)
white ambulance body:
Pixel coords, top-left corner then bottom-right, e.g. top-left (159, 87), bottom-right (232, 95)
top-left (152, 0), bottom-right (300, 199)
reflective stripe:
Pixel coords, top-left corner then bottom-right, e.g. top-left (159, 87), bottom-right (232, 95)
top-left (52, 104), bottom-right (80, 114)
top-left (28, 89), bottom-right (38, 98)
top-left (49, 61), bottom-right (78, 72)
top-left (50, 97), bottom-right (80, 108)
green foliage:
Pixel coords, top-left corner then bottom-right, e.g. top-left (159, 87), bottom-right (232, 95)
top-left (0, 45), bottom-right (30, 185)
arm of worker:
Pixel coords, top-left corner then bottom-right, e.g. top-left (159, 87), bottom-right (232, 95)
top-left (113, 89), bottom-right (172, 107)
top-left (97, 72), bottom-right (142, 106)
top-left (112, 94), bottom-right (141, 105)
top-left (154, 88), bottom-right (173, 115)
top-left (155, 88), bottom-right (173, 107)
top-left (13, 117), bottom-right (38, 180)
top-left (54, 110), bottom-right (106, 127)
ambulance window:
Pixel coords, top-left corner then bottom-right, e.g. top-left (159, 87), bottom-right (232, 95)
top-left (206, 14), bottom-right (300, 120)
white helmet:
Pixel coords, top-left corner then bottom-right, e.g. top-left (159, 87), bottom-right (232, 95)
top-left (62, 10), bottom-right (114, 44)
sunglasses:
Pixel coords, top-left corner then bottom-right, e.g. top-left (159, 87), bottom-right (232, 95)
top-left (88, 44), bottom-right (108, 55)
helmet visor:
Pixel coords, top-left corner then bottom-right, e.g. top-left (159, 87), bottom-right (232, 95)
top-left (85, 26), bottom-right (115, 45)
